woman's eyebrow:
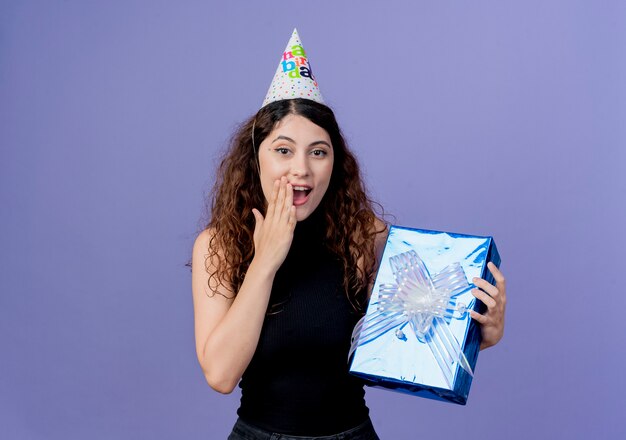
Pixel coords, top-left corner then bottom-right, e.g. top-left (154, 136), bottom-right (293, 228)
top-left (309, 140), bottom-right (332, 149)
top-left (272, 135), bottom-right (296, 144)
top-left (272, 135), bottom-right (332, 149)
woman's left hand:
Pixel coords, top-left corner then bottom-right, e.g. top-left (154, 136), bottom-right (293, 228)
top-left (469, 262), bottom-right (507, 350)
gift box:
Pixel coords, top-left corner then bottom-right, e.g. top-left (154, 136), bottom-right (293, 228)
top-left (349, 225), bottom-right (500, 405)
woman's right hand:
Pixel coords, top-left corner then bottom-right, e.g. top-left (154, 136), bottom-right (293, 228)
top-left (251, 176), bottom-right (297, 273)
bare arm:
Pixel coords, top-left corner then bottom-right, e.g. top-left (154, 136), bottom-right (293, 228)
top-left (192, 178), bottom-right (296, 394)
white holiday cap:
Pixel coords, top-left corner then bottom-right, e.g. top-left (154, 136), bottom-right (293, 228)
top-left (261, 28), bottom-right (324, 108)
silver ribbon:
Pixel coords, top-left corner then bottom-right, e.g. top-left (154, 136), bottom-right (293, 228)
top-left (350, 250), bottom-right (474, 388)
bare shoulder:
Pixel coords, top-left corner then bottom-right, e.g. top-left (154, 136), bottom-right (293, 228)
top-left (191, 227), bottom-right (233, 299)
top-left (193, 228), bottom-right (213, 257)
top-left (192, 228), bottom-right (215, 286)
top-left (372, 217), bottom-right (388, 235)
top-left (363, 217), bottom-right (389, 300)
top-left (372, 217), bottom-right (388, 261)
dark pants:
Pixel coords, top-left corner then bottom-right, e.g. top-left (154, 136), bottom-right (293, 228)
top-left (227, 417), bottom-right (380, 440)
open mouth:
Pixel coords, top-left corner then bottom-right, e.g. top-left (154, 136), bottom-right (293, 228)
top-left (292, 186), bottom-right (312, 205)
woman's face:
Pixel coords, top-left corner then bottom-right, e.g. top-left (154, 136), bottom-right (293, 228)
top-left (258, 114), bottom-right (334, 222)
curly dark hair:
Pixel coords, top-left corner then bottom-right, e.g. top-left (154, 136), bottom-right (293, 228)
top-left (201, 98), bottom-right (386, 312)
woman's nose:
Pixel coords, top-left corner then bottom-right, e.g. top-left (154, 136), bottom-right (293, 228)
top-left (289, 153), bottom-right (310, 177)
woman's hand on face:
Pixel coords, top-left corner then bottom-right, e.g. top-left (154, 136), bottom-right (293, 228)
top-left (251, 177), bottom-right (297, 273)
top-left (469, 262), bottom-right (507, 350)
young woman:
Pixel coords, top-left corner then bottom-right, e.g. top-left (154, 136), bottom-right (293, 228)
top-left (191, 98), bottom-right (506, 440)
top-left (191, 31), bottom-right (506, 440)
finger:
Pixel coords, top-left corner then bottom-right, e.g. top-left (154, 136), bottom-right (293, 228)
top-left (472, 288), bottom-right (496, 309)
top-left (472, 277), bottom-right (499, 298)
top-left (267, 179), bottom-right (280, 220)
top-left (487, 263), bottom-right (507, 302)
top-left (274, 177), bottom-right (287, 219)
top-left (287, 205), bottom-right (297, 229)
top-left (488, 262), bottom-right (506, 287)
top-left (470, 310), bottom-right (488, 325)
top-left (282, 182), bottom-right (293, 217)
top-left (251, 208), bottom-right (264, 246)
top-left (251, 208), bottom-right (264, 228)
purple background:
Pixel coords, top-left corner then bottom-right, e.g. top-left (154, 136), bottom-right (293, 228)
top-left (1, 1), bottom-right (624, 439)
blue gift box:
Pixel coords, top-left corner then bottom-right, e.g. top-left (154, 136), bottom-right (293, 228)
top-left (349, 225), bottom-right (501, 405)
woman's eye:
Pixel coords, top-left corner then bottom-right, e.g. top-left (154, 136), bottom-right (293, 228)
top-left (274, 147), bottom-right (290, 155)
top-left (312, 149), bottom-right (327, 157)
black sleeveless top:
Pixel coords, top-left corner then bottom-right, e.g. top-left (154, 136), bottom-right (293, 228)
top-left (237, 209), bottom-right (369, 436)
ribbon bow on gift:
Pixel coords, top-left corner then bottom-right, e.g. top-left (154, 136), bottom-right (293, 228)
top-left (349, 250), bottom-right (475, 388)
